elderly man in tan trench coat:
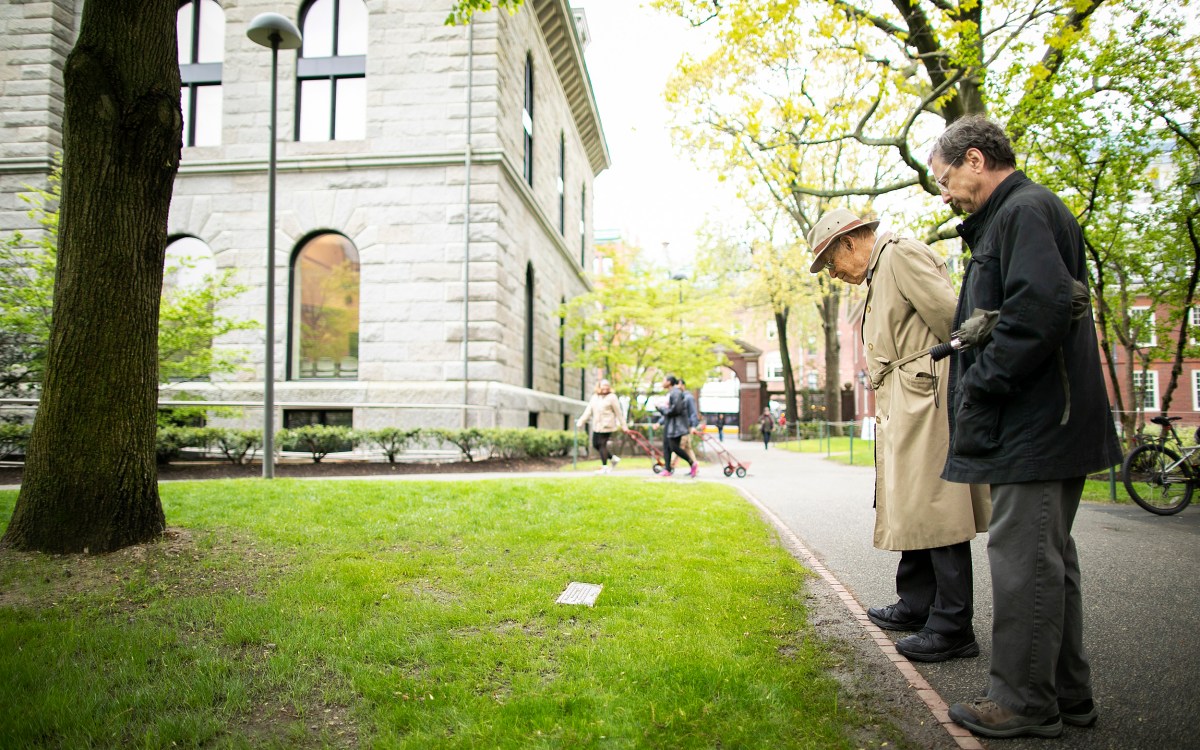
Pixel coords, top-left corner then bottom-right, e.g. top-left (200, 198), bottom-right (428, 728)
top-left (808, 208), bottom-right (990, 662)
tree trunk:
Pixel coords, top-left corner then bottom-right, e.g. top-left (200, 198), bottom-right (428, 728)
top-left (774, 307), bottom-right (799, 427)
top-left (1158, 218), bottom-right (1200, 416)
top-left (819, 287), bottom-right (841, 432)
top-left (1, 1), bottom-right (179, 553)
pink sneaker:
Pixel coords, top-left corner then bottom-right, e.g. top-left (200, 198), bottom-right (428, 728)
top-left (689, 463), bottom-right (698, 478)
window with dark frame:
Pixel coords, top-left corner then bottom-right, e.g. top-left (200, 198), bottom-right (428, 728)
top-left (558, 297), bottom-right (566, 396)
top-left (558, 133), bottom-right (566, 233)
top-left (524, 263), bottom-right (535, 389)
top-left (297, 0), bottom-right (367, 142)
top-left (177, 0), bottom-right (225, 147)
top-left (290, 233), bottom-right (361, 381)
top-left (523, 54), bottom-right (534, 186)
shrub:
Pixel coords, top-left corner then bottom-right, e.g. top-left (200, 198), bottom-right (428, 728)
top-left (367, 427), bottom-right (421, 463)
top-left (517, 428), bottom-right (573, 458)
top-left (0, 422), bottom-right (32, 460)
top-left (212, 428), bottom-right (262, 465)
top-left (481, 428), bottom-right (523, 459)
top-left (278, 425), bottom-right (356, 463)
top-left (425, 428), bottom-right (485, 462)
top-left (156, 425), bottom-right (190, 464)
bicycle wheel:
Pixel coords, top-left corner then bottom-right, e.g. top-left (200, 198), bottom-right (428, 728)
top-left (1122, 444), bottom-right (1194, 515)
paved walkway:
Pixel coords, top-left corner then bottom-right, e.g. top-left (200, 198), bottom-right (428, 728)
top-left (686, 436), bottom-right (1200, 750)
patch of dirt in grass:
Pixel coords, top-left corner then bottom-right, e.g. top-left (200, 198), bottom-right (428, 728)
top-left (801, 584), bottom-right (961, 750)
top-left (0, 526), bottom-right (366, 748)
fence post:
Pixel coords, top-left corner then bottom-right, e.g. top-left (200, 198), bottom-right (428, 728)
top-left (849, 421), bottom-right (855, 464)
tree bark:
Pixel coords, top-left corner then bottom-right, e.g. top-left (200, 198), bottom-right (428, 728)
top-left (774, 307), bottom-right (800, 427)
top-left (819, 287), bottom-right (841, 432)
top-left (1, 1), bottom-right (179, 553)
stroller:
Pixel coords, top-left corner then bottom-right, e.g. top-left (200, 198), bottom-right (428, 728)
top-left (700, 432), bottom-right (750, 478)
top-left (622, 428), bottom-right (669, 474)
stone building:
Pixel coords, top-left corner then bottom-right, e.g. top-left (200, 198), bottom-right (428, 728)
top-left (0, 0), bottom-right (608, 431)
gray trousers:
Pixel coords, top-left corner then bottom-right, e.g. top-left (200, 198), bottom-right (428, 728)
top-left (987, 478), bottom-right (1092, 717)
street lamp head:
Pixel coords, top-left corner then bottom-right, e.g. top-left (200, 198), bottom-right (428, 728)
top-left (670, 271), bottom-right (689, 281)
top-left (247, 12), bottom-right (302, 50)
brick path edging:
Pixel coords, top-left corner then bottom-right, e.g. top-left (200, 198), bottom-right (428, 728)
top-left (734, 486), bottom-right (986, 750)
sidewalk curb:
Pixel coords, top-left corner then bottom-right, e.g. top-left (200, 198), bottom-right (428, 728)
top-left (732, 484), bottom-right (985, 750)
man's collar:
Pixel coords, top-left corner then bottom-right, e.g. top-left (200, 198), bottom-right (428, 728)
top-left (865, 230), bottom-right (895, 284)
top-left (960, 170), bottom-right (1028, 241)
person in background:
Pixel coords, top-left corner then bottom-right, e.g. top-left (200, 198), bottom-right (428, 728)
top-left (576, 379), bottom-right (626, 474)
top-left (715, 413), bottom-right (726, 442)
top-left (656, 374), bottom-right (697, 478)
top-left (758, 407), bottom-right (774, 449)
top-left (807, 206), bottom-right (990, 666)
top-left (679, 378), bottom-right (701, 469)
top-left (930, 115), bottom-right (1122, 739)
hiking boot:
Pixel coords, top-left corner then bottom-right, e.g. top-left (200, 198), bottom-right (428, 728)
top-left (949, 697), bottom-right (1062, 739)
top-left (1059, 698), bottom-right (1098, 727)
top-left (866, 604), bottom-right (925, 632)
top-left (895, 629), bottom-right (979, 663)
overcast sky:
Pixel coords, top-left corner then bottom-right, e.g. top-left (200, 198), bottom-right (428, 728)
top-left (576, 1), bottom-right (738, 271)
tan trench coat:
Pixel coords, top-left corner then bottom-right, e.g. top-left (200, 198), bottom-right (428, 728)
top-left (862, 233), bottom-right (990, 551)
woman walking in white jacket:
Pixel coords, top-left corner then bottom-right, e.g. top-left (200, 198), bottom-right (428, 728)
top-left (576, 379), bottom-right (627, 474)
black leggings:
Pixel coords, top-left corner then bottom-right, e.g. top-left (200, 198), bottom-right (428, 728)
top-left (592, 431), bottom-right (613, 465)
top-left (666, 435), bottom-right (692, 470)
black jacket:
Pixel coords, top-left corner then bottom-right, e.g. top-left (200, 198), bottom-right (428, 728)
top-left (942, 171), bottom-right (1121, 484)
top-left (658, 388), bottom-right (691, 439)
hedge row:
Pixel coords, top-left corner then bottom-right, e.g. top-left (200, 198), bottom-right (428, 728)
top-left (155, 425), bottom-right (577, 464)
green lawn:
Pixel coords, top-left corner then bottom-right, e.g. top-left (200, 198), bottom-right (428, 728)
top-left (780, 437), bottom-right (876, 468)
top-left (781, 440), bottom-right (1134, 503)
top-left (0, 478), bottom-right (905, 749)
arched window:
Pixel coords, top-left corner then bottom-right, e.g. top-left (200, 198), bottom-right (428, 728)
top-left (177, 0), bottom-right (225, 147)
top-left (297, 0), bottom-right (367, 142)
top-left (290, 233), bottom-right (360, 379)
top-left (522, 54), bottom-right (534, 186)
top-left (524, 263), bottom-right (534, 389)
top-left (162, 236), bottom-right (217, 381)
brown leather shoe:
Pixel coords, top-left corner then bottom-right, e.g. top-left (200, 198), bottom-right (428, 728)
top-left (949, 697), bottom-right (1063, 739)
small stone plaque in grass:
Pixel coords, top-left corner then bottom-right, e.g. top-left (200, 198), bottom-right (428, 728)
top-left (556, 581), bottom-right (603, 606)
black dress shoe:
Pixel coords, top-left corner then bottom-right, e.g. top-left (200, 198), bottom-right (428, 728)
top-left (896, 628), bottom-right (980, 663)
top-left (867, 604), bottom-right (926, 632)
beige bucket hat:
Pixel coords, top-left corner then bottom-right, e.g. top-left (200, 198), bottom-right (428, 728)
top-left (806, 209), bottom-right (880, 273)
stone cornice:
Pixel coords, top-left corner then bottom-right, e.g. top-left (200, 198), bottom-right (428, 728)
top-left (532, 0), bottom-right (610, 175)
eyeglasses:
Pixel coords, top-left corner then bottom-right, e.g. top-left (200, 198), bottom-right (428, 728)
top-left (935, 162), bottom-right (956, 194)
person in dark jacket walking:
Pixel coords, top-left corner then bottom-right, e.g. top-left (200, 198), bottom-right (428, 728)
top-left (757, 408), bottom-right (774, 449)
top-left (929, 116), bottom-right (1122, 740)
top-left (656, 374), bottom-right (696, 478)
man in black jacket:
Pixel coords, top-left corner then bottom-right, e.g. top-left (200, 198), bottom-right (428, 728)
top-left (656, 374), bottom-right (695, 478)
top-left (929, 116), bottom-right (1122, 740)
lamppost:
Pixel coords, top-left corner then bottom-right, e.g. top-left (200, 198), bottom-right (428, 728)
top-left (247, 13), bottom-right (302, 479)
top-left (1189, 169), bottom-right (1200, 206)
top-left (670, 271), bottom-right (688, 342)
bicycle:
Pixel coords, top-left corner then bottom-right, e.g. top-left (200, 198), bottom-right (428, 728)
top-left (1121, 415), bottom-right (1200, 515)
